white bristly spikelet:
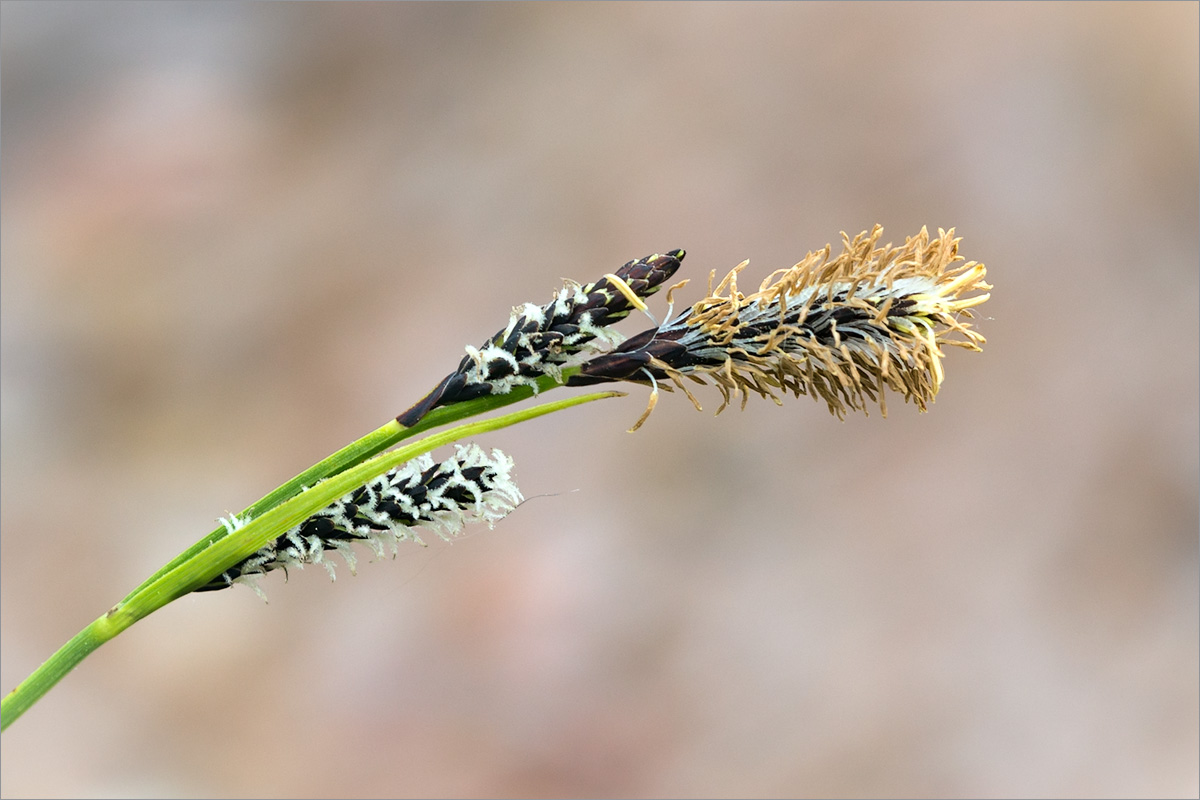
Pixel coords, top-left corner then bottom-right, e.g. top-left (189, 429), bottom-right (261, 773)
top-left (462, 289), bottom-right (630, 395)
top-left (395, 251), bottom-right (685, 427)
top-left (201, 444), bottom-right (522, 599)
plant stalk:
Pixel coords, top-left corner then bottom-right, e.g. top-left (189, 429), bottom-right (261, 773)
top-left (1, 386), bottom-right (616, 732)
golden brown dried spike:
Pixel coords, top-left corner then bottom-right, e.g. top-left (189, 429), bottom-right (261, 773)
top-left (570, 225), bottom-right (991, 428)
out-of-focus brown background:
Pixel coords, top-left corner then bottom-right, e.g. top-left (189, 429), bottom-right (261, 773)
top-left (2, 2), bottom-right (1196, 798)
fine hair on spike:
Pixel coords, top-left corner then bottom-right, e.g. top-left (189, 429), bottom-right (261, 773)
top-left (196, 444), bottom-right (522, 599)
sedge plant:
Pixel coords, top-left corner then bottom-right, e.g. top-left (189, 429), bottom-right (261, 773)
top-left (1, 225), bottom-right (990, 731)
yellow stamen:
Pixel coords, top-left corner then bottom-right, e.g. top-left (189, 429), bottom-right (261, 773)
top-left (602, 273), bottom-right (650, 314)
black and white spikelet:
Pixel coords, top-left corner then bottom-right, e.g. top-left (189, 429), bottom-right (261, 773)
top-left (396, 250), bottom-right (684, 426)
top-left (199, 444), bottom-right (521, 599)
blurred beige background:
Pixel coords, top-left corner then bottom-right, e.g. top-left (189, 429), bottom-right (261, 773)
top-left (1, 2), bottom-right (1196, 798)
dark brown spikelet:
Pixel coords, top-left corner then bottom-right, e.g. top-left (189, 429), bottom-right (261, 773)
top-left (396, 250), bottom-right (684, 426)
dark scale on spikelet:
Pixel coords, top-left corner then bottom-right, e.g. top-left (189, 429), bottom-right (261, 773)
top-left (197, 444), bottom-right (521, 598)
top-left (396, 250), bottom-right (684, 427)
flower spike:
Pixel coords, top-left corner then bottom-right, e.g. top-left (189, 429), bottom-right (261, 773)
top-left (570, 226), bottom-right (990, 423)
top-left (197, 444), bottom-right (522, 598)
top-left (397, 250), bottom-right (684, 426)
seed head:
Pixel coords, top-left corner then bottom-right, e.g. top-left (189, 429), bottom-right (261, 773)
top-left (198, 443), bottom-right (522, 598)
top-left (397, 251), bottom-right (684, 426)
top-left (571, 226), bottom-right (990, 426)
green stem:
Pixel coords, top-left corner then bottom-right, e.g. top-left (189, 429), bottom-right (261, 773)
top-left (121, 370), bottom-right (578, 604)
top-left (0, 618), bottom-right (115, 732)
top-left (1, 387), bottom-right (618, 732)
